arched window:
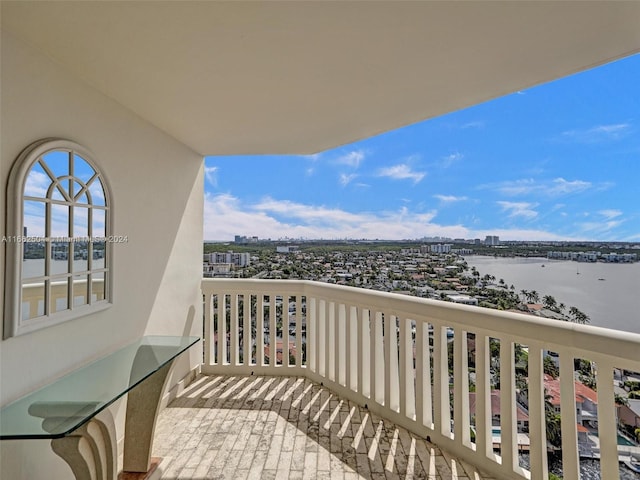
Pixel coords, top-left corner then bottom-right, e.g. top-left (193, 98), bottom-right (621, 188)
top-left (4, 139), bottom-right (113, 338)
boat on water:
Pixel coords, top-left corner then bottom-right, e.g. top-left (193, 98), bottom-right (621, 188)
top-left (598, 278), bottom-right (606, 281)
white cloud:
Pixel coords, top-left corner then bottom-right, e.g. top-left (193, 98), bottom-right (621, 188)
top-left (548, 178), bottom-right (591, 195)
top-left (204, 166), bottom-right (218, 186)
top-left (334, 150), bottom-right (365, 168)
top-left (497, 201), bottom-right (539, 219)
top-left (561, 123), bottom-right (631, 142)
top-left (203, 193), bottom-right (579, 242)
top-left (598, 209), bottom-right (622, 220)
top-left (24, 170), bottom-right (51, 197)
top-left (377, 164), bottom-right (426, 183)
top-left (339, 173), bottom-right (358, 187)
top-left (440, 152), bottom-right (464, 168)
top-left (204, 193), bottom-right (461, 240)
top-left (493, 179), bottom-right (538, 196)
top-left (577, 220), bottom-right (624, 235)
top-left (433, 194), bottom-right (468, 203)
top-left (485, 177), bottom-right (592, 197)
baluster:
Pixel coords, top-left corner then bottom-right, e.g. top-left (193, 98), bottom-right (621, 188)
top-left (243, 292), bottom-right (251, 366)
top-left (257, 294), bottom-right (265, 367)
top-left (373, 311), bottom-right (385, 405)
top-left (559, 351), bottom-right (580, 479)
top-left (345, 305), bottom-right (355, 390)
top-left (283, 294), bottom-right (290, 368)
top-left (230, 293), bottom-right (238, 365)
top-left (295, 295), bottom-right (302, 368)
top-left (309, 297), bottom-right (317, 373)
top-left (269, 294), bottom-right (276, 368)
top-left (335, 302), bottom-right (343, 385)
top-left (499, 340), bottom-right (516, 473)
top-left (433, 324), bottom-right (451, 438)
top-left (360, 309), bottom-right (370, 399)
top-left (596, 359), bottom-right (619, 480)
top-left (219, 294), bottom-right (227, 364)
top-left (476, 334), bottom-right (491, 458)
top-left (318, 299), bottom-right (326, 376)
top-left (203, 291), bottom-right (213, 366)
top-left (527, 344), bottom-right (548, 480)
top-left (399, 316), bottom-right (415, 419)
top-left (453, 328), bottom-right (470, 446)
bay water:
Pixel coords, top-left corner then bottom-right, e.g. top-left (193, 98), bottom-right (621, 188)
top-left (466, 256), bottom-right (640, 334)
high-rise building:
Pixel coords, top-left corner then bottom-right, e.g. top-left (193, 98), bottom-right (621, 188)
top-left (484, 235), bottom-right (500, 246)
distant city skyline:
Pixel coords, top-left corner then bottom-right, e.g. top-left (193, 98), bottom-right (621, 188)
top-left (204, 54), bottom-right (640, 242)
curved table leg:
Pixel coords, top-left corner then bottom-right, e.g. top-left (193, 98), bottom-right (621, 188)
top-left (122, 360), bottom-right (173, 473)
top-left (50, 409), bottom-right (116, 480)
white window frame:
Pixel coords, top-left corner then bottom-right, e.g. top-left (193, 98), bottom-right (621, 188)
top-left (4, 138), bottom-right (114, 338)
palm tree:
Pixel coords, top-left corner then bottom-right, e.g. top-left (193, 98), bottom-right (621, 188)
top-left (615, 394), bottom-right (629, 407)
top-left (543, 295), bottom-right (557, 311)
top-left (545, 390), bottom-right (562, 448)
top-left (543, 355), bottom-right (559, 378)
top-left (569, 306), bottom-right (580, 319)
top-left (520, 289), bottom-right (528, 302)
top-left (530, 290), bottom-right (540, 303)
top-left (575, 311), bottom-right (590, 324)
top-left (568, 306), bottom-right (590, 324)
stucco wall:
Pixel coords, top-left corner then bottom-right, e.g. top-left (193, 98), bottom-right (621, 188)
top-left (0, 31), bottom-right (204, 478)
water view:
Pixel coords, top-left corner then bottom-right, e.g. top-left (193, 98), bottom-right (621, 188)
top-left (466, 256), bottom-right (640, 334)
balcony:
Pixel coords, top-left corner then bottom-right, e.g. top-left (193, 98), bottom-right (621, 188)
top-left (200, 278), bottom-right (640, 480)
top-left (155, 374), bottom-right (495, 479)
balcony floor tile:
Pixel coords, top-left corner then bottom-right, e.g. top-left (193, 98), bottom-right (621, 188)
top-left (154, 375), bottom-right (495, 480)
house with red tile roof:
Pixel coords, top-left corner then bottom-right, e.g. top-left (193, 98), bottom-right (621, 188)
top-left (469, 391), bottom-right (530, 433)
top-left (544, 375), bottom-right (599, 429)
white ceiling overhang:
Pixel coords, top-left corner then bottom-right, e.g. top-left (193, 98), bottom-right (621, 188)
top-left (3, 1), bottom-right (640, 156)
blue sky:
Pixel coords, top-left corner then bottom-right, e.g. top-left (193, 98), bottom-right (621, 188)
top-left (204, 54), bottom-right (639, 242)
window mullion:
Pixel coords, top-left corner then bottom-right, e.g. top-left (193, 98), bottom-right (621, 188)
top-left (44, 200), bottom-right (52, 316)
top-left (68, 202), bottom-right (74, 310)
top-left (88, 207), bottom-right (93, 304)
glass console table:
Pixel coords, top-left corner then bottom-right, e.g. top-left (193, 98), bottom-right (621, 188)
top-left (0, 335), bottom-right (200, 479)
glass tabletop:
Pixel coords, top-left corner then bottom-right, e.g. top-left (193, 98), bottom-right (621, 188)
top-left (0, 335), bottom-right (200, 439)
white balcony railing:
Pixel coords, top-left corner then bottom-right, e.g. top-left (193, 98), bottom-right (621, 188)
top-left (202, 278), bottom-right (640, 480)
top-left (22, 278), bottom-right (105, 319)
